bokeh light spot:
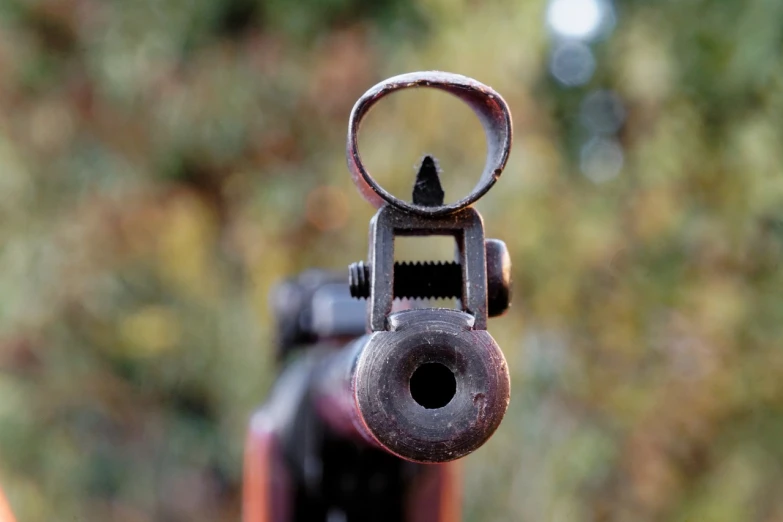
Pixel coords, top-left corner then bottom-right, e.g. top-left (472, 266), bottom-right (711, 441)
top-left (580, 137), bottom-right (624, 183)
top-left (580, 90), bottom-right (626, 134)
top-left (119, 306), bottom-right (182, 357)
top-left (550, 41), bottom-right (596, 86)
top-left (547, 0), bottom-right (603, 40)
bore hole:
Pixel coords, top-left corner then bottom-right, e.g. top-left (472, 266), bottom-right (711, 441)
top-left (410, 363), bottom-right (456, 409)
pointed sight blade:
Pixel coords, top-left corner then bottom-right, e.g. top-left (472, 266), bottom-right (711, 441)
top-left (412, 155), bottom-right (445, 207)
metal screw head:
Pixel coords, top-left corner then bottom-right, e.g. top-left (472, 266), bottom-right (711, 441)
top-left (348, 239), bottom-right (512, 318)
top-left (485, 239), bottom-right (512, 317)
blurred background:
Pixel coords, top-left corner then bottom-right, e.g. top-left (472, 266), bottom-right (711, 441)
top-left (2, 0), bottom-right (783, 520)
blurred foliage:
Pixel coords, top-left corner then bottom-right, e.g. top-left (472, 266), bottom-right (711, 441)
top-left (1, 0), bottom-right (783, 520)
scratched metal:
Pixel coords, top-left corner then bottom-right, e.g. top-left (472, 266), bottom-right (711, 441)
top-left (346, 71), bottom-right (513, 216)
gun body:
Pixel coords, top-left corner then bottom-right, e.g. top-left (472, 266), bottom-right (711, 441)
top-left (243, 71), bottom-right (514, 522)
top-left (242, 343), bottom-right (461, 522)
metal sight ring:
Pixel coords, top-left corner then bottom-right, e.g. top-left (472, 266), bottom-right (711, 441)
top-left (346, 71), bottom-right (513, 216)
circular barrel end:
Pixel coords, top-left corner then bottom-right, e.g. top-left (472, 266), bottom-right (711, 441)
top-left (352, 310), bottom-right (510, 463)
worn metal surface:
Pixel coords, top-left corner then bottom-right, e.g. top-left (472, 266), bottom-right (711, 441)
top-left (244, 70), bottom-right (514, 521)
top-left (485, 239), bottom-right (512, 317)
top-left (341, 70), bottom-right (514, 464)
top-left (365, 205), bottom-right (490, 330)
top-left (247, 343), bottom-right (456, 522)
top-left (346, 71), bottom-right (513, 216)
top-left (352, 309), bottom-right (510, 463)
top-left (348, 242), bottom-right (512, 317)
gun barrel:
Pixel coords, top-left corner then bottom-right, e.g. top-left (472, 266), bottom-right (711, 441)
top-left (312, 308), bottom-right (510, 464)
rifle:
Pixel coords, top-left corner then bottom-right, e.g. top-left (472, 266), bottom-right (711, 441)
top-left (243, 71), bottom-right (513, 522)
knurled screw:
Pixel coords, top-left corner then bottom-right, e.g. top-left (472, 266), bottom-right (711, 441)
top-left (348, 239), bottom-right (512, 317)
top-left (349, 260), bottom-right (462, 300)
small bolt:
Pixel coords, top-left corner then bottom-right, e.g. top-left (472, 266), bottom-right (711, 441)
top-left (349, 240), bottom-right (512, 317)
top-left (348, 261), bottom-right (370, 298)
top-left (348, 260), bottom-right (462, 299)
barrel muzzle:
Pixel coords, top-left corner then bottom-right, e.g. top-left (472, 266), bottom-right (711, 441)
top-left (352, 309), bottom-right (510, 463)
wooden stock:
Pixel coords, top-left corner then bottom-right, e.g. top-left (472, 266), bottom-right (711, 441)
top-left (243, 413), bottom-right (291, 522)
top-left (406, 462), bottom-right (462, 522)
top-left (242, 410), bottom-right (462, 522)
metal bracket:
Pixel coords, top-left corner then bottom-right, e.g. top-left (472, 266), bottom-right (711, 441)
top-left (345, 70), bottom-right (514, 334)
top-left (366, 206), bottom-right (487, 331)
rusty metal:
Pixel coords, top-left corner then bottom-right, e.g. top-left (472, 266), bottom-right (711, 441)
top-left (343, 70), bottom-right (513, 463)
top-left (348, 251), bottom-right (511, 318)
top-left (243, 70), bottom-right (515, 521)
top-left (485, 238), bottom-right (512, 318)
top-left (352, 309), bottom-right (510, 462)
top-left (349, 260), bottom-right (463, 299)
top-left (346, 71), bottom-right (513, 216)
